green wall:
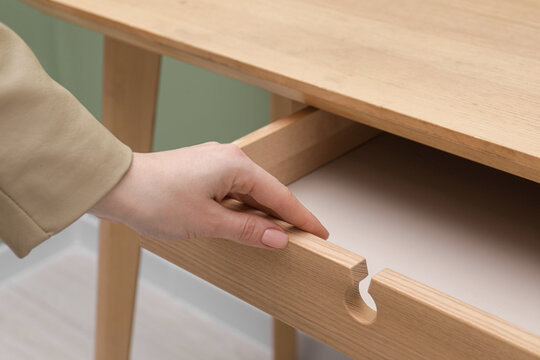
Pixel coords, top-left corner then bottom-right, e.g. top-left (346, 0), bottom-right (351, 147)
top-left (1, 1), bottom-right (270, 151)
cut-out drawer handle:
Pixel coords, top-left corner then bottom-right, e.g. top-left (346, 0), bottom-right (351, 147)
top-left (141, 200), bottom-right (540, 360)
top-left (142, 108), bottom-right (539, 359)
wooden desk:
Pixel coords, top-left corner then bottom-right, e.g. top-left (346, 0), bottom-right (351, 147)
top-left (22, 0), bottom-right (540, 359)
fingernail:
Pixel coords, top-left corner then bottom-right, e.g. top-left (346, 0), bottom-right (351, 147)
top-left (261, 229), bottom-right (288, 248)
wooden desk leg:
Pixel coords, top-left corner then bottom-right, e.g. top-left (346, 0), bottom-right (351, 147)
top-left (95, 37), bottom-right (161, 360)
top-left (270, 94), bottom-right (305, 121)
top-left (270, 94), bottom-right (304, 360)
top-left (273, 319), bottom-right (297, 360)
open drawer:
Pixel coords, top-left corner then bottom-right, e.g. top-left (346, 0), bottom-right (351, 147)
top-left (141, 108), bottom-right (540, 360)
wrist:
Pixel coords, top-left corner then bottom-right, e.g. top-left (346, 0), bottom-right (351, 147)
top-left (89, 152), bottom-right (140, 223)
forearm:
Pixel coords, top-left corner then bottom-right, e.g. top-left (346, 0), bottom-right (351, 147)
top-left (0, 24), bottom-right (132, 257)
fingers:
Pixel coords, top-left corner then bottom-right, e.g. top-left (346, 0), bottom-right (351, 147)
top-left (211, 203), bottom-right (289, 249)
top-left (231, 163), bottom-right (330, 240)
top-left (228, 193), bottom-right (281, 219)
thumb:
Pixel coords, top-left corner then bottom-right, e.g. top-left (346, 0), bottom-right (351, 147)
top-left (212, 206), bottom-right (289, 249)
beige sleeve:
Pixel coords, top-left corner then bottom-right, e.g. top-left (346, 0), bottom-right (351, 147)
top-left (0, 24), bottom-right (133, 258)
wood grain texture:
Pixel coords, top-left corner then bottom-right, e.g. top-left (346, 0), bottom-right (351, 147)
top-left (96, 223), bottom-right (141, 360)
top-left (288, 133), bottom-right (540, 335)
top-left (270, 94), bottom-right (305, 123)
top-left (21, 0), bottom-right (540, 183)
top-left (141, 200), bottom-right (540, 360)
top-left (233, 107), bottom-right (380, 185)
top-left (96, 37), bottom-right (160, 360)
top-left (369, 269), bottom-right (540, 360)
top-left (142, 110), bottom-right (539, 359)
top-left (273, 318), bottom-right (296, 360)
top-left (269, 95), bottom-right (301, 360)
top-left (140, 201), bottom-right (372, 357)
top-left (101, 38), bottom-right (160, 151)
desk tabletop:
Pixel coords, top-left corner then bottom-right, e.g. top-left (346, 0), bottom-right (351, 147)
top-left (24, 0), bottom-right (540, 182)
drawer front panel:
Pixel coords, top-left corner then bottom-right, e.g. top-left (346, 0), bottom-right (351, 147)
top-left (141, 216), bottom-right (540, 360)
top-left (142, 108), bottom-right (540, 359)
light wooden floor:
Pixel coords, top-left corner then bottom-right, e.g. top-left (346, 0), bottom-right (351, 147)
top-left (0, 250), bottom-right (269, 360)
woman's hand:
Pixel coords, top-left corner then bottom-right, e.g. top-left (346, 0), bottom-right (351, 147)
top-left (89, 142), bottom-right (329, 249)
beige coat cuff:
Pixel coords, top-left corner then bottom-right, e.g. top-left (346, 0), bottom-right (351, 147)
top-left (0, 24), bottom-right (133, 258)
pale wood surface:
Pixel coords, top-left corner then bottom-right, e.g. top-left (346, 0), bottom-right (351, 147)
top-left (273, 318), bottom-right (296, 360)
top-left (142, 114), bottom-right (540, 359)
top-left (289, 134), bottom-right (540, 335)
top-left (17, 2), bottom-right (540, 356)
top-left (233, 107), bottom-right (380, 185)
top-left (101, 37), bottom-right (160, 151)
top-left (22, 0), bottom-right (540, 183)
top-left (0, 251), bottom-right (268, 360)
top-left (141, 199), bottom-right (540, 360)
top-left (96, 223), bottom-right (141, 360)
top-left (269, 95), bottom-right (305, 123)
top-left (96, 37), bottom-right (160, 360)
top-left (269, 95), bottom-right (301, 360)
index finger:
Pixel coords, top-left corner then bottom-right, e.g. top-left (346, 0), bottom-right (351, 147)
top-left (232, 163), bottom-right (329, 240)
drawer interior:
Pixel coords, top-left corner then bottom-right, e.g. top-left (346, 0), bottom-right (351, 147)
top-left (288, 133), bottom-right (540, 334)
top-left (142, 107), bottom-right (540, 359)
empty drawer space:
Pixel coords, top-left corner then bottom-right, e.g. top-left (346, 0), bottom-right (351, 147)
top-left (288, 133), bottom-right (540, 334)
